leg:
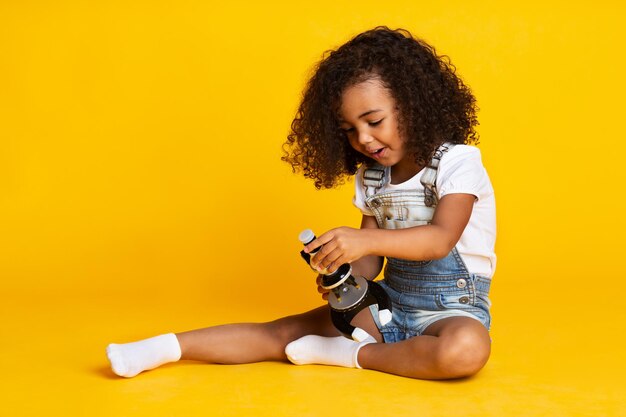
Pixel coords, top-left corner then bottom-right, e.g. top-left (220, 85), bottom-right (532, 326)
top-left (177, 305), bottom-right (339, 363)
top-left (107, 305), bottom-right (338, 377)
top-left (284, 306), bottom-right (384, 368)
top-left (357, 316), bottom-right (491, 379)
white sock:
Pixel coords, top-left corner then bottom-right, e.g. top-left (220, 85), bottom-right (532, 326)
top-left (106, 333), bottom-right (182, 378)
top-left (285, 335), bottom-right (375, 369)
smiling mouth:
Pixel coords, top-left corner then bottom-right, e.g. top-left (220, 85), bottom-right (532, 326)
top-left (369, 147), bottom-right (386, 157)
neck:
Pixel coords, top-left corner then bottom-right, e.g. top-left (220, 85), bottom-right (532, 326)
top-left (390, 159), bottom-right (423, 184)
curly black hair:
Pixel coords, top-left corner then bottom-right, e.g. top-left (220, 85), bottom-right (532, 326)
top-left (282, 26), bottom-right (479, 189)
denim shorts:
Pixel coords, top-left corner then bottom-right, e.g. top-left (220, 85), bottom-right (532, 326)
top-left (369, 272), bottom-right (492, 343)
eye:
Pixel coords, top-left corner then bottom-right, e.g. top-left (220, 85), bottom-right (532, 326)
top-left (341, 127), bottom-right (355, 133)
top-left (369, 119), bottom-right (383, 127)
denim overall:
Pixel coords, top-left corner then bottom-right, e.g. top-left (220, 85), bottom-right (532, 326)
top-left (364, 143), bottom-right (492, 343)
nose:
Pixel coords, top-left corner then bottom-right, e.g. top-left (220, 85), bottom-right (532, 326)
top-left (357, 131), bottom-right (373, 145)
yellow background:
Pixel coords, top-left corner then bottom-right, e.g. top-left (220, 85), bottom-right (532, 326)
top-left (1, 1), bottom-right (625, 416)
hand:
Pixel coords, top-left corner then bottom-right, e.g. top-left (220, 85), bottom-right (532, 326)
top-left (316, 275), bottom-right (330, 301)
top-left (304, 227), bottom-right (370, 274)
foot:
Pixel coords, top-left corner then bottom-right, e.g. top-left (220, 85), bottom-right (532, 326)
top-left (106, 333), bottom-right (182, 377)
top-left (285, 335), bottom-right (375, 369)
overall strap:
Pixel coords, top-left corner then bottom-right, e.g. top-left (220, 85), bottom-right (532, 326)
top-left (362, 164), bottom-right (387, 198)
top-left (420, 142), bottom-right (455, 207)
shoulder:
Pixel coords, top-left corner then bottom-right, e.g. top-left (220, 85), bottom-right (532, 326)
top-left (442, 144), bottom-right (482, 166)
top-left (437, 145), bottom-right (492, 198)
top-left (354, 164), bottom-right (367, 189)
top-left (355, 164), bottom-right (366, 179)
top-left (439, 145), bottom-right (484, 176)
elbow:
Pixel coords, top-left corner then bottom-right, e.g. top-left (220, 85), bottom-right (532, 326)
top-left (432, 240), bottom-right (456, 260)
top-left (431, 248), bottom-right (449, 260)
top-left (429, 227), bottom-right (460, 260)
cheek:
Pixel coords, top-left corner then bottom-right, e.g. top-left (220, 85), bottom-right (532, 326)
top-left (347, 136), bottom-right (360, 150)
top-left (386, 126), bottom-right (404, 147)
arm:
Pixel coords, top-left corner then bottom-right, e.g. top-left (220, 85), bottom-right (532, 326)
top-left (315, 214), bottom-right (383, 300)
top-left (306, 193), bottom-right (475, 273)
top-left (349, 214), bottom-right (384, 280)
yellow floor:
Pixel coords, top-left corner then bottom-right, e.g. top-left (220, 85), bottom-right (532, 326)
top-left (1, 274), bottom-right (624, 417)
top-left (1, 2), bottom-right (624, 416)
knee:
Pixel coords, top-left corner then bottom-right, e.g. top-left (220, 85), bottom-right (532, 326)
top-left (266, 310), bottom-right (330, 347)
top-left (266, 316), bottom-right (303, 346)
top-left (433, 327), bottom-right (491, 379)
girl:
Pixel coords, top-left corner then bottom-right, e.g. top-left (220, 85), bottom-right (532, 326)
top-left (106, 26), bottom-right (496, 380)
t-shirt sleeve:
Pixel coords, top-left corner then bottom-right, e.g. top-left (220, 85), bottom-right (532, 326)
top-left (353, 166), bottom-right (374, 215)
top-left (437, 146), bottom-right (493, 201)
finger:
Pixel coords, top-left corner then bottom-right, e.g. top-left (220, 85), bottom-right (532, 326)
top-left (316, 275), bottom-right (329, 290)
top-left (327, 253), bottom-right (354, 274)
top-left (318, 286), bottom-right (330, 302)
top-left (304, 230), bottom-right (335, 254)
top-left (316, 275), bottom-right (323, 286)
top-left (315, 275), bottom-right (332, 288)
top-left (318, 248), bottom-right (346, 273)
top-left (310, 241), bottom-right (337, 269)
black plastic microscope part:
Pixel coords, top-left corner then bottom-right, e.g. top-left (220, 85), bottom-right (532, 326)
top-left (299, 235), bottom-right (392, 340)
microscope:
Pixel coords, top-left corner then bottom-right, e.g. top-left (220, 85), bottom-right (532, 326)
top-left (299, 229), bottom-right (393, 342)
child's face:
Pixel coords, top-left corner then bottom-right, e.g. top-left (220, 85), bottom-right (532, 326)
top-left (338, 78), bottom-right (408, 168)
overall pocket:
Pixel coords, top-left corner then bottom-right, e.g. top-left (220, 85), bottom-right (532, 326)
top-left (435, 291), bottom-right (474, 310)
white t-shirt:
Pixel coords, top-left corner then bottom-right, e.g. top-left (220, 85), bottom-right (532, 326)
top-left (353, 145), bottom-right (497, 277)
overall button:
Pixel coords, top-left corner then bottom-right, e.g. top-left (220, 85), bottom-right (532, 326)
top-left (370, 199), bottom-right (381, 208)
top-left (456, 278), bottom-right (467, 289)
top-left (459, 296), bottom-right (469, 304)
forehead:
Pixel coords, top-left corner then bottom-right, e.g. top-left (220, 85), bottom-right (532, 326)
top-left (338, 79), bottom-right (395, 120)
